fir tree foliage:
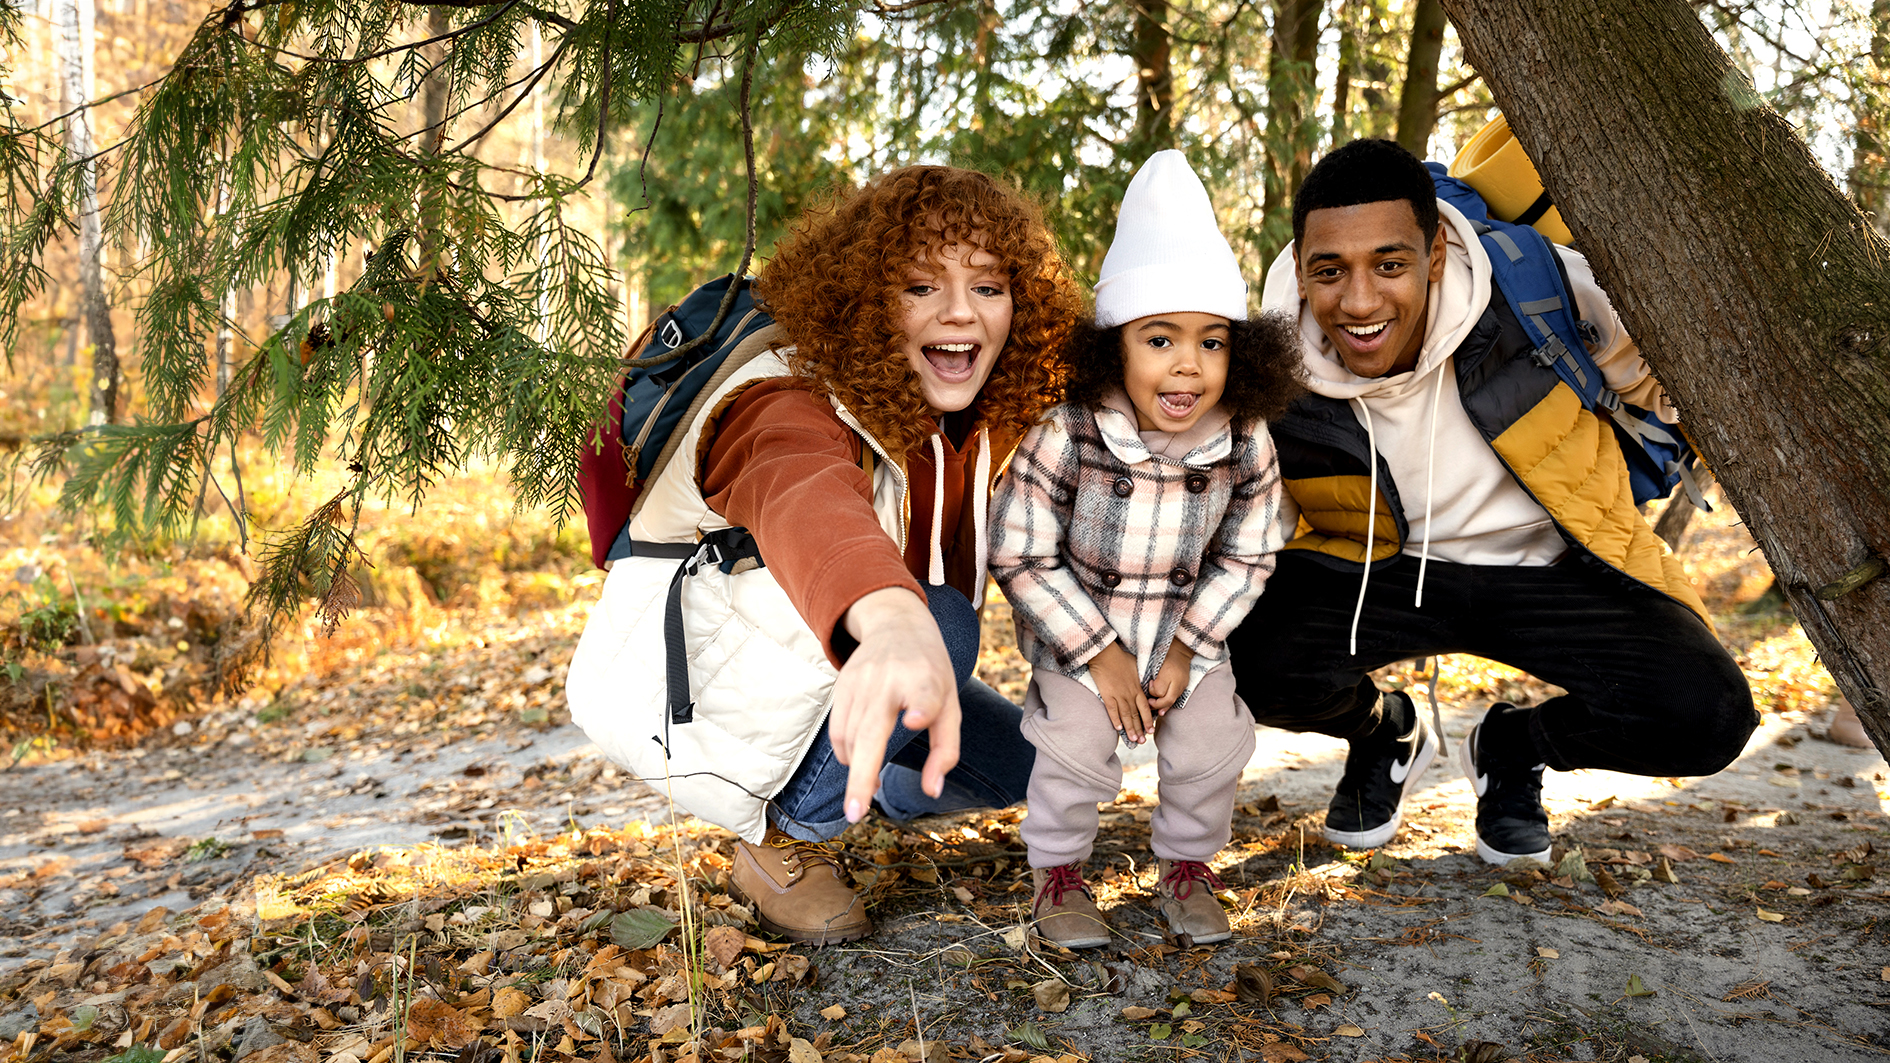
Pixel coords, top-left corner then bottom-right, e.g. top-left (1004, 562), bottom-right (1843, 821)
top-left (0, 0), bottom-right (855, 649)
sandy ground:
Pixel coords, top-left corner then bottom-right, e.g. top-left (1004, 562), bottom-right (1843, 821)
top-left (4, 672), bottom-right (1889, 1060)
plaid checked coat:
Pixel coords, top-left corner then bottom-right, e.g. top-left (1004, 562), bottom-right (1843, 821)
top-left (989, 392), bottom-right (1286, 695)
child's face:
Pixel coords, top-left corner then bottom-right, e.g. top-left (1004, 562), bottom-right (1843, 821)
top-left (1120, 312), bottom-right (1230, 433)
top-left (898, 242), bottom-right (1013, 415)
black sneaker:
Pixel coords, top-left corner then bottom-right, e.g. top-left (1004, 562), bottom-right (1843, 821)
top-left (1458, 703), bottom-right (1553, 866)
top-left (1323, 691), bottom-right (1440, 849)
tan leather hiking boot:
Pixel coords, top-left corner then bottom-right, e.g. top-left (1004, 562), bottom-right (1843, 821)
top-left (1029, 863), bottom-right (1110, 948)
top-left (1154, 859), bottom-right (1231, 945)
top-left (730, 829), bottom-right (872, 945)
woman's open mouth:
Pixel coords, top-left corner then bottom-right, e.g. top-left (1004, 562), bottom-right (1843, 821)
top-left (922, 343), bottom-right (980, 381)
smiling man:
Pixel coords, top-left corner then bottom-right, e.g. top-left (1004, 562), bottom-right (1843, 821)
top-left (1224, 138), bottom-right (1757, 865)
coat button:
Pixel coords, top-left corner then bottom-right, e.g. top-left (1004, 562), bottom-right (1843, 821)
top-left (1185, 473), bottom-right (1208, 494)
top-left (1112, 477), bottom-right (1133, 498)
top-left (1100, 570), bottom-right (1122, 588)
top-left (1169, 568), bottom-right (1193, 587)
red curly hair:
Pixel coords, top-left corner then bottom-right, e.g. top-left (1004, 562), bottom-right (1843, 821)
top-left (755, 166), bottom-right (1081, 459)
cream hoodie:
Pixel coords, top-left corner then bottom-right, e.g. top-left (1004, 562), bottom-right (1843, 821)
top-left (1260, 200), bottom-right (1673, 575)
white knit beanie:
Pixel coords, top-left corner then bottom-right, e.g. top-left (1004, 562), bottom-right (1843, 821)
top-left (1093, 150), bottom-right (1248, 328)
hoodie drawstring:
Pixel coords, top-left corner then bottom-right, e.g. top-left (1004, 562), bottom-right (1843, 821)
top-left (927, 433), bottom-right (947, 588)
top-left (1414, 364), bottom-right (1448, 609)
top-left (1348, 397), bottom-right (1377, 657)
top-left (971, 427), bottom-right (991, 609)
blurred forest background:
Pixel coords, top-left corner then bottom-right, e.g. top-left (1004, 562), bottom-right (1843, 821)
top-left (0, 0), bottom-right (1883, 753)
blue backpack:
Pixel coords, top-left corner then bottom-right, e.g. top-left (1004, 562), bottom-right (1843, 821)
top-left (1427, 163), bottom-right (1708, 510)
top-left (577, 274), bottom-right (779, 570)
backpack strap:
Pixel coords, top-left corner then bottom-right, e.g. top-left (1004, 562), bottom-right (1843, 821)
top-left (1430, 163), bottom-right (1700, 508)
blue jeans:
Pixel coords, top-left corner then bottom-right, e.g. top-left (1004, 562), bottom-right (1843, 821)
top-left (770, 584), bottom-right (1035, 842)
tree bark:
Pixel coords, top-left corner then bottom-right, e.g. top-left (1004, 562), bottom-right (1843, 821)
top-left (1851, 0), bottom-right (1890, 232)
top-left (1441, 0), bottom-right (1890, 753)
top-left (55, 0), bottom-right (118, 425)
top-left (1395, 0), bottom-right (1446, 155)
top-left (1261, 0), bottom-right (1324, 257)
top-left (1130, 0), bottom-right (1172, 154)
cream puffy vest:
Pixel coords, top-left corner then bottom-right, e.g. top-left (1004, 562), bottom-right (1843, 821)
top-left (565, 351), bottom-right (915, 843)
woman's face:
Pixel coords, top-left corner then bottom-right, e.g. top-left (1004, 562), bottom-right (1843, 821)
top-left (898, 243), bottom-right (1013, 415)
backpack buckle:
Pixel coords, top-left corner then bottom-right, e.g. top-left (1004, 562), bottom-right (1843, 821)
top-left (1577, 319), bottom-right (1602, 348)
top-left (1596, 389), bottom-right (1622, 413)
top-left (1529, 341), bottom-right (1561, 369)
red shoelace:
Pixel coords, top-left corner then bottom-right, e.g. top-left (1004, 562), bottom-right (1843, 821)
top-left (1160, 860), bottom-right (1225, 900)
top-left (1034, 863), bottom-right (1091, 911)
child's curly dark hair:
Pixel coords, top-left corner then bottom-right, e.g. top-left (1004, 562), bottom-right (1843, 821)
top-left (755, 166), bottom-right (1083, 458)
top-left (1062, 311), bottom-right (1307, 424)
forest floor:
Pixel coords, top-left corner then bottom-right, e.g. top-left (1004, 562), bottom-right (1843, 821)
top-left (2, 483), bottom-right (1888, 1063)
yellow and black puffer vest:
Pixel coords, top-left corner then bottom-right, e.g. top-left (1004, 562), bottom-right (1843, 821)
top-left (1273, 290), bottom-right (1709, 626)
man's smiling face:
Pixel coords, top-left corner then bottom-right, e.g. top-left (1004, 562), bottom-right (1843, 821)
top-left (1294, 199), bottom-right (1447, 379)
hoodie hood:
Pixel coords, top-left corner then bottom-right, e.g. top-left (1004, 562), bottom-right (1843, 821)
top-left (1260, 199), bottom-right (1493, 400)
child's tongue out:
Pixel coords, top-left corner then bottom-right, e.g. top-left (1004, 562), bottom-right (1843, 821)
top-left (1159, 392), bottom-right (1198, 416)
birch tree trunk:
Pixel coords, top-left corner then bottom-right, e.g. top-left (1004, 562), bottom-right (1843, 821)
top-left (54, 0), bottom-right (118, 425)
top-left (1442, 0), bottom-right (1890, 753)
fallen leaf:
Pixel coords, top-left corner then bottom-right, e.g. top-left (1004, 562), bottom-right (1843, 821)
top-left (1483, 882), bottom-right (1511, 897)
top-left (1031, 978), bottom-right (1070, 1013)
top-left (1756, 907), bottom-right (1785, 922)
top-left (1232, 964), bottom-right (1274, 1003)
top-left (1624, 973), bottom-right (1656, 997)
top-left (703, 925), bottom-right (746, 969)
top-left (406, 999), bottom-right (478, 1050)
top-left (819, 1005), bottom-right (847, 1021)
top-left (649, 1003), bottom-right (692, 1036)
top-left (491, 987), bottom-right (531, 1018)
top-left (1121, 1006), bottom-right (1161, 1020)
top-left (1657, 844), bottom-right (1700, 862)
top-left (788, 1037), bottom-right (823, 1063)
top-left (1301, 992), bottom-right (1332, 1009)
top-left (610, 909), bottom-right (676, 950)
top-left (1595, 868), bottom-right (1624, 898)
top-left (1706, 852), bottom-right (1735, 864)
top-left (1597, 900), bottom-right (1642, 917)
top-left (1259, 1044), bottom-right (1309, 1063)
top-left (1333, 1024), bottom-right (1364, 1037)
top-left (1189, 987), bottom-right (1236, 1004)
top-left (951, 886), bottom-right (973, 903)
top-left (1537, 947), bottom-right (1560, 959)
top-left (1652, 858), bottom-right (1679, 884)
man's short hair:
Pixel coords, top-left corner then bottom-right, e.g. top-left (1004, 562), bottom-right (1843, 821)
top-left (1291, 138), bottom-right (1441, 248)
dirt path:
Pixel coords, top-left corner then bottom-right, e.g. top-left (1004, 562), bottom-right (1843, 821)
top-left (4, 652), bottom-right (1888, 1061)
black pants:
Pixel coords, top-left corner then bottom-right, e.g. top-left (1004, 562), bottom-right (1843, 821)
top-left (1226, 551), bottom-right (1758, 776)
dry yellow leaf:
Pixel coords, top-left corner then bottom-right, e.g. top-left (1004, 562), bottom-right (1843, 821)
top-left (1756, 908), bottom-right (1785, 922)
top-left (1706, 852), bottom-right (1736, 864)
top-left (490, 986), bottom-right (531, 1018)
top-left (788, 1037), bottom-right (824, 1063)
top-left (1334, 1025), bottom-right (1365, 1037)
top-left (1537, 947), bottom-right (1560, 959)
top-left (820, 1004), bottom-right (848, 1021)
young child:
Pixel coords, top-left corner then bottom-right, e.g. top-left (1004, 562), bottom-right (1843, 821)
top-left (989, 151), bottom-right (1302, 947)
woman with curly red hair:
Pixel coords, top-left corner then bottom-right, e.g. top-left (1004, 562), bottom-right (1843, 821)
top-left (567, 165), bottom-right (1082, 944)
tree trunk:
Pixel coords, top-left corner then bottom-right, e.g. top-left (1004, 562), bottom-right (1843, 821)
top-left (1851, 0), bottom-right (1890, 232)
top-left (1395, 0), bottom-right (1446, 155)
top-left (1441, 0), bottom-right (1890, 754)
top-left (1130, 0), bottom-right (1172, 154)
top-left (1261, 0), bottom-right (1324, 257)
top-left (55, 0), bottom-right (118, 425)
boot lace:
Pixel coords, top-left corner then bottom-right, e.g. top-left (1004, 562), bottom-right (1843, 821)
top-left (1034, 863), bottom-right (1092, 912)
top-left (1160, 860), bottom-right (1225, 901)
top-left (768, 833), bottom-right (841, 878)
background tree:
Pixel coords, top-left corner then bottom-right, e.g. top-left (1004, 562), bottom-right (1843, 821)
top-left (1441, 0), bottom-right (1890, 750)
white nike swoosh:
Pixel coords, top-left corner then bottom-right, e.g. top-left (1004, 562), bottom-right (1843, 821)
top-left (1389, 752), bottom-right (1415, 785)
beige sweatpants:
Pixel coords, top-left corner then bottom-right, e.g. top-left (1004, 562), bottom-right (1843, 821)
top-left (1018, 662), bottom-right (1257, 868)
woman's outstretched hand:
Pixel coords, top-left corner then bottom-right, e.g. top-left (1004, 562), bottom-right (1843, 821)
top-left (829, 587), bottom-right (962, 824)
